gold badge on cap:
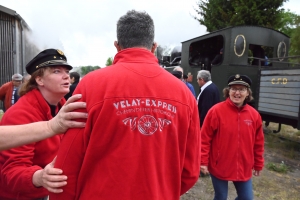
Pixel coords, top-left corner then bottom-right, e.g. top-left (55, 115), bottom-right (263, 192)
top-left (235, 74), bottom-right (240, 79)
top-left (57, 49), bottom-right (64, 56)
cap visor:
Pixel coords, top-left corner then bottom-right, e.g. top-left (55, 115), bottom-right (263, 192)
top-left (228, 81), bottom-right (249, 87)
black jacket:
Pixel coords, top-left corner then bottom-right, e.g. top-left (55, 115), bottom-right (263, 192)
top-left (198, 82), bottom-right (220, 127)
top-left (64, 81), bottom-right (79, 100)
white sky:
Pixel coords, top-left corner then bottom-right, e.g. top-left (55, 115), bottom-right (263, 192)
top-left (0, 0), bottom-right (299, 67)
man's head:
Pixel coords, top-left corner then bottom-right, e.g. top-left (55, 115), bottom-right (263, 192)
top-left (171, 71), bottom-right (182, 79)
top-left (70, 72), bottom-right (80, 84)
top-left (173, 66), bottom-right (183, 79)
top-left (12, 73), bottom-right (23, 87)
top-left (114, 10), bottom-right (157, 52)
top-left (197, 70), bottom-right (211, 87)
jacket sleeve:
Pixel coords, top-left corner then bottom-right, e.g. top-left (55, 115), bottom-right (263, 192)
top-left (180, 98), bottom-right (201, 195)
top-left (1, 144), bottom-right (47, 195)
top-left (50, 128), bottom-right (86, 200)
top-left (253, 114), bottom-right (264, 171)
top-left (0, 82), bottom-right (9, 100)
top-left (50, 84), bottom-right (88, 200)
top-left (0, 108), bottom-right (48, 196)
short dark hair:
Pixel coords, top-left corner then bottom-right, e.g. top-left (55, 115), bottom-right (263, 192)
top-left (117, 10), bottom-right (155, 50)
top-left (70, 72), bottom-right (80, 82)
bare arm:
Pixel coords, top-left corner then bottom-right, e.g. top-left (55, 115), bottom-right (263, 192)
top-left (0, 94), bottom-right (87, 151)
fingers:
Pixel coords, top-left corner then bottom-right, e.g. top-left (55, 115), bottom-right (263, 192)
top-left (200, 166), bottom-right (209, 175)
top-left (43, 174), bottom-right (67, 193)
top-left (64, 120), bottom-right (86, 129)
top-left (253, 170), bottom-right (260, 176)
top-left (63, 111), bottom-right (88, 121)
top-left (63, 102), bottom-right (87, 113)
top-left (63, 94), bottom-right (86, 112)
top-left (65, 94), bottom-right (82, 104)
top-left (43, 161), bottom-right (67, 193)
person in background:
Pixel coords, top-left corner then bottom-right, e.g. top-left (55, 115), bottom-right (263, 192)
top-left (0, 73), bottom-right (23, 111)
top-left (64, 72), bottom-right (80, 100)
top-left (171, 70), bottom-right (183, 79)
top-left (0, 94), bottom-right (87, 151)
top-left (196, 70), bottom-right (220, 128)
top-left (15, 74), bottom-right (31, 103)
top-left (173, 66), bottom-right (196, 97)
top-left (201, 74), bottom-right (264, 200)
top-left (183, 73), bottom-right (197, 97)
top-left (0, 48), bottom-right (73, 200)
top-left (211, 48), bottom-right (223, 66)
top-left (51, 10), bottom-right (200, 200)
top-left (249, 44), bottom-right (265, 66)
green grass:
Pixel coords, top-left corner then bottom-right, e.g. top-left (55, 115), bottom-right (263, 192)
top-left (266, 162), bottom-right (289, 173)
top-left (264, 122), bottom-right (300, 159)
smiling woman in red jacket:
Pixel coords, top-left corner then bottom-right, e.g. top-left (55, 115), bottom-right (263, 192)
top-left (0, 49), bottom-right (73, 200)
top-left (200, 74), bottom-right (264, 200)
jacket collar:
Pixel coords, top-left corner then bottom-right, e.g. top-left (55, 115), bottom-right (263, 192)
top-left (113, 48), bottom-right (158, 65)
top-left (225, 97), bottom-right (248, 111)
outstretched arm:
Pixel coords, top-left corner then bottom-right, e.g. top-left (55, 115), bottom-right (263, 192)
top-left (0, 94), bottom-right (87, 151)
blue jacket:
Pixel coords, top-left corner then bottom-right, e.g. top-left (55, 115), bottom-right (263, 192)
top-left (185, 82), bottom-right (196, 97)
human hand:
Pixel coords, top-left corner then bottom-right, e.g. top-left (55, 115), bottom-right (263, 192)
top-left (253, 170), bottom-right (261, 176)
top-left (200, 165), bottom-right (209, 175)
top-left (32, 157), bottom-right (67, 193)
top-left (48, 94), bottom-right (87, 134)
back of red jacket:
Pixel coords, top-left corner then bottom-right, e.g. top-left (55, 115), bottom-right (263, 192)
top-left (51, 49), bottom-right (201, 200)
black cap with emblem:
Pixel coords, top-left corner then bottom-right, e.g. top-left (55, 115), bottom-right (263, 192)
top-left (227, 74), bottom-right (252, 87)
top-left (26, 49), bottom-right (73, 75)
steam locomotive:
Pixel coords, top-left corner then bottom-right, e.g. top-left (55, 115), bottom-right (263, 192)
top-left (161, 25), bottom-right (300, 132)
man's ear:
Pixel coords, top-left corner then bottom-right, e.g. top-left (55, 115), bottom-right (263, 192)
top-left (114, 41), bottom-right (122, 52)
top-left (35, 76), bottom-right (44, 87)
top-left (151, 42), bottom-right (158, 53)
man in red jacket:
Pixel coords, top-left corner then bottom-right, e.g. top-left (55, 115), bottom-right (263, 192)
top-left (0, 73), bottom-right (23, 111)
top-left (50, 10), bottom-right (201, 200)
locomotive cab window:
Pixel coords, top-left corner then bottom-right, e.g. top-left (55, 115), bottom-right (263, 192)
top-left (248, 44), bottom-right (273, 66)
top-left (189, 35), bottom-right (224, 71)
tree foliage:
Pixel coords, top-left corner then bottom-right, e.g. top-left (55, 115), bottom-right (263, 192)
top-left (80, 65), bottom-right (101, 76)
top-left (277, 10), bottom-right (299, 37)
top-left (289, 15), bottom-right (300, 63)
top-left (194, 0), bottom-right (287, 32)
top-left (105, 57), bottom-right (114, 66)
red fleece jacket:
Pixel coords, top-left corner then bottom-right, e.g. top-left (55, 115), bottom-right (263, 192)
top-left (50, 48), bottom-right (201, 200)
top-left (0, 81), bottom-right (13, 110)
top-left (201, 98), bottom-right (264, 181)
top-left (0, 89), bottom-right (65, 200)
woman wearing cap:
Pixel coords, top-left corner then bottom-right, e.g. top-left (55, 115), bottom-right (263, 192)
top-left (200, 74), bottom-right (264, 200)
top-left (0, 49), bottom-right (75, 199)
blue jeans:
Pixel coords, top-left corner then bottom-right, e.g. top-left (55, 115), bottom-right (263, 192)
top-left (210, 174), bottom-right (253, 200)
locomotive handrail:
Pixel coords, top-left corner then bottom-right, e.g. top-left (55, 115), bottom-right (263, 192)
top-left (249, 56), bottom-right (300, 66)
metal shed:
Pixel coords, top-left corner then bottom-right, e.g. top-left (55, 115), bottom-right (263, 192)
top-left (0, 5), bottom-right (40, 110)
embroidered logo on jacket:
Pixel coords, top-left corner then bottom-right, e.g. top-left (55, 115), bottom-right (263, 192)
top-left (244, 120), bottom-right (253, 126)
top-left (115, 98), bottom-right (176, 135)
top-left (123, 115), bottom-right (171, 135)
